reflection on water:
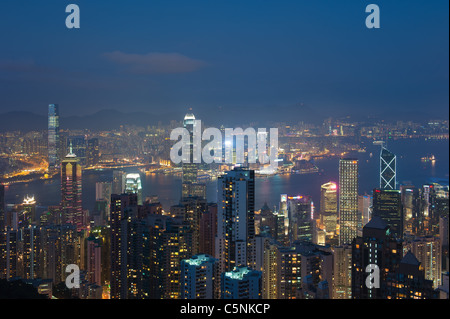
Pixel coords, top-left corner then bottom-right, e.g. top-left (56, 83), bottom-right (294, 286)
top-left (4, 139), bottom-right (449, 213)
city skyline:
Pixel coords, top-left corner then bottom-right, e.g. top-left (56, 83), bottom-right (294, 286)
top-left (0, 0), bottom-right (449, 304)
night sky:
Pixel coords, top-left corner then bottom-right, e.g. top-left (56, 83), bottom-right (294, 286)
top-left (0, 0), bottom-right (448, 121)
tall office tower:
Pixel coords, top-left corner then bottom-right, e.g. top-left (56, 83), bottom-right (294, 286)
top-left (221, 266), bottom-right (262, 299)
top-left (19, 225), bottom-right (42, 280)
top-left (95, 182), bottom-right (112, 224)
top-left (401, 186), bottom-right (421, 234)
top-left (109, 193), bottom-right (138, 299)
top-left (405, 236), bottom-right (442, 288)
top-left (440, 216), bottom-right (449, 273)
top-left (87, 235), bottom-right (102, 287)
top-left (182, 113), bottom-right (198, 183)
top-left (200, 203), bottom-right (217, 257)
top-left (179, 196), bottom-right (208, 256)
top-left (263, 243), bottom-right (279, 299)
top-left (61, 146), bottom-right (83, 230)
top-left (124, 173), bottom-right (143, 206)
top-left (372, 188), bottom-right (403, 239)
top-left (0, 185), bottom-right (5, 230)
top-left (385, 252), bottom-right (437, 299)
top-left (48, 104), bottom-right (60, 172)
top-left (86, 138), bottom-right (100, 167)
top-left (278, 195), bottom-right (289, 244)
top-left (288, 195), bottom-right (313, 243)
top-left (112, 170), bottom-right (126, 195)
top-left (0, 229), bottom-right (18, 280)
top-left (358, 194), bottom-right (372, 228)
top-left (351, 216), bottom-right (403, 299)
top-left (320, 182), bottom-right (338, 242)
top-left (380, 146), bottom-right (397, 190)
top-left (215, 168), bottom-right (255, 276)
top-left (66, 136), bottom-right (87, 166)
top-left (180, 254), bottom-right (216, 299)
top-left (332, 245), bottom-right (352, 299)
top-left (339, 159), bottom-right (359, 245)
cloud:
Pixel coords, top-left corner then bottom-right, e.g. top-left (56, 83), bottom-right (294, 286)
top-left (103, 51), bottom-right (208, 74)
top-left (0, 59), bottom-right (56, 74)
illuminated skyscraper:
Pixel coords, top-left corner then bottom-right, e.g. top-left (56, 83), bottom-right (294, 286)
top-left (215, 168), bottom-right (256, 276)
top-left (48, 104), bottom-right (60, 172)
top-left (61, 145), bottom-right (83, 230)
top-left (339, 159), bottom-right (359, 245)
top-left (112, 170), bottom-right (126, 195)
top-left (182, 113), bottom-right (199, 198)
top-left (125, 173), bottom-right (143, 205)
top-left (380, 146), bottom-right (397, 190)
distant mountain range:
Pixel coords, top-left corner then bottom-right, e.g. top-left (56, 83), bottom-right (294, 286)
top-left (0, 107), bottom-right (445, 132)
top-left (0, 109), bottom-right (180, 132)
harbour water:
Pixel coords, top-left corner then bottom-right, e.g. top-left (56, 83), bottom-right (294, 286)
top-left (4, 138), bottom-right (449, 213)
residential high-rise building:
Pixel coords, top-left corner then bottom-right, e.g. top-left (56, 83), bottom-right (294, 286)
top-left (125, 173), bottom-right (143, 206)
top-left (385, 251), bottom-right (437, 299)
top-left (48, 104), bottom-right (60, 172)
top-left (405, 236), bottom-right (442, 288)
top-left (380, 146), bottom-right (397, 190)
top-left (87, 235), bottom-right (102, 287)
top-left (332, 245), bottom-right (352, 299)
top-left (215, 168), bottom-right (255, 276)
top-left (221, 266), bottom-right (261, 299)
top-left (351, 216), bottom-right (403, 299)
top-left (61, 146), bottom-right (83, 230)
top-left (199, 203), bottom-right (217, 258)
top-left (339, 158), bottom-right (359, 245)
top-left (372, 188), bottom-right (403, 239)
top-left (180, 254), bottom-right (216, 299)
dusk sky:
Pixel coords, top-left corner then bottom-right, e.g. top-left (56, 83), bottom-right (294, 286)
top-left (0, 0), bottom-right (448, 121)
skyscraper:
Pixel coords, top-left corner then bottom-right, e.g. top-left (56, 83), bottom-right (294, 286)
top-left (380, 146), bottom-right (397, 190)
top-left (180, 254), bottom-right (216, 299)
top-left (221, 266), bottom-right (262, 299)
top-left (125, 173), bottom-right (143, 205)
top-left (86, 138), bottom-right (100, 167)
top-left (48, 104), bottom-right (60, 172)
top-left (287, 195), bottom-right (313, 243)
top-left (320, 182), bottom-right (338, 241)
top-left (109, 193), bottom-right (138, 299)
top-left (61, 145), bottom-right (83, 230)
top-left (215, 167), bottom-right (256, 276)
top-left (372, 188), bottom-right (403, 239)
top-left (339, 159), bottom-right (359, 245)
top-left (182, 113), bottom-right (199, 198)
top-left (351, 216), bottom-right (403, 299)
